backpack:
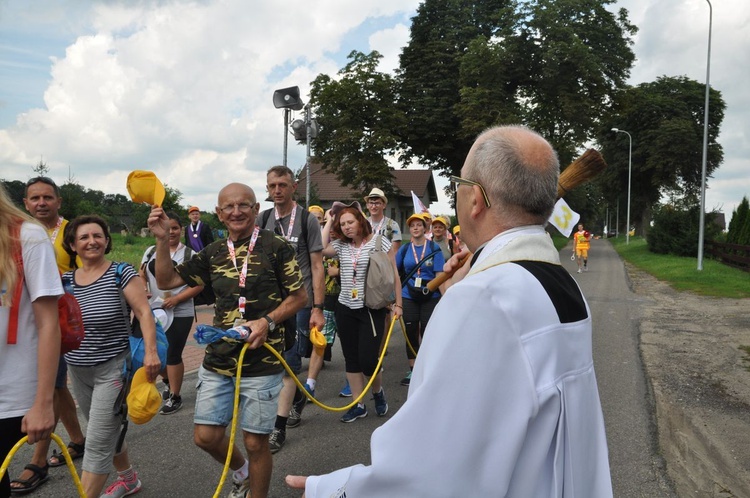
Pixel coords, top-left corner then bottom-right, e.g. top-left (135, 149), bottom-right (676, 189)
top-left (396, 241), bottom-right (442, 303)
top-left (143, 245), bottom-right (217, 307)
top-left (260, 207), bottom-right (309, 244)
top-left (6, 225), bottom-right (85, 354)
top-left (364, 234), bottom-right (396, 310)
top-left (114, 262), bottom-right (169, 378)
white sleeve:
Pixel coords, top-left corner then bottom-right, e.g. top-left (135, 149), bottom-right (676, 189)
top-left (22, 222), bottom-right (64, 301)
top-left (306, 271), bottom-right (538, 497)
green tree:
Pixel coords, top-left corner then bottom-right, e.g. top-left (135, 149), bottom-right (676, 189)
top-left (309, 50), bottom-right (406, 197)
top-left (32, 159), bottom-right (49, 176)
top-left (397, 0), bottom-right (637, 176)
top-left (597, 76), bottom-right (725, 235)
top-left (727, 196), bottom-right (749, 245)
top-left (1, 180), bottom-right (26, 207)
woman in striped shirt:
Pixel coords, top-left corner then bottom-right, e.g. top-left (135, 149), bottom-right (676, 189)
top-left (62, 215), bottom-right (159, 498)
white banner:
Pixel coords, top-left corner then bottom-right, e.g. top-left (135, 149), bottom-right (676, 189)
top-left (411, 190), bottom-right (431, 216)
top-left (548, 198), bottom-right (580, 238)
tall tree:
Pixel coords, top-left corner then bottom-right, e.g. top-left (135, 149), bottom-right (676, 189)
top-left (398, 0), bottom-right (637, 175)
top-left (597, 76), bottom-right (725, 234)
top-left (309, 50), bottom-right (406, 197)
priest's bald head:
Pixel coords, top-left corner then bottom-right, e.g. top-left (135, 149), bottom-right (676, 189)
top-left (454, 125), bottom-right (559, 253)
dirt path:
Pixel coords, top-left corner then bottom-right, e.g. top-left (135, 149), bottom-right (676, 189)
top-left (627, 262), bottom-right (750, 497)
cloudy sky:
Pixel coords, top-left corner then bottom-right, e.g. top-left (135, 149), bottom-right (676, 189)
top-left (1, 0), bottom-right (748, 222)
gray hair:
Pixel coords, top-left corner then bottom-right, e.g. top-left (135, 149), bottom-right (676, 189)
top-left (468, 126), bottom-right (559, 223)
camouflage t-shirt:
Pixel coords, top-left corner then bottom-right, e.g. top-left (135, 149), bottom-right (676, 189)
top-left (175, 229), bottom-right (303, 377)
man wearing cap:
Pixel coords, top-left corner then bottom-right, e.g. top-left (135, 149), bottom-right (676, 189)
top-left (148, 183), bottom-right (307, 498)
top-left (364, 188), bottom-right (401, 255)
top-left (257, 165), bottom-right (325, 454)
top-left (185, 206), bottom-right (214, 252)
top-left (11, 177), bottom-right (86, 495)
top-left (430, 216), bottom-right (456, 261)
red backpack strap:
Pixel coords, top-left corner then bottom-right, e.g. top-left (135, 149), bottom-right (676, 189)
top-left (7, 224), bottom-right (24, 345)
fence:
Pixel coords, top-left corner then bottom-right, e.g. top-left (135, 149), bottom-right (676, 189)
top-left (705, 240), bottom-right (750, 272)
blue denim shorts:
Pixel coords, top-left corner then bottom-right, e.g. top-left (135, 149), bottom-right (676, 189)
top-left (194, 366), bottom-right (283, 434)
top-left (284, 307), bottom-right (311, 374)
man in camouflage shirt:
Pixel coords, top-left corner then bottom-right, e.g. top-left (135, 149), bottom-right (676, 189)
top-left (148, 183), bottom-right (306, 498)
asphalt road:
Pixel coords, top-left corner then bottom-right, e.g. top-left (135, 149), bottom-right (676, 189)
top-left (563, 239), bottom-right (676, 497)
top-left (7, 239), bottom-right (676, 497)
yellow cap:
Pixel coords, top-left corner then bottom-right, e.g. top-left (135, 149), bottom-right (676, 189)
top-left (308, 205), bottom-right (324, 215)
top-left (126, 170), bottom-right (166, 207)
top-left (127, 367), bottom-right (160, 425)
top-left (406, 212), bottom-right (430, 227)
top-left (452, 225), bottom-right (460, 235)
top-left (310, 326), bottom-right (326, 356)
top-left (432, 216), bottom-right (450, 228)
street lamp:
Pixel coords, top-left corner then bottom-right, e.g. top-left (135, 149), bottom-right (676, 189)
top-left (612, 128), bottom-right (632, 245)
top-left (290, 106), bottom-right (319, 204)
top-left (272, 86), bottom-right (304, 167)
top-left (697, 0), bottom-right (713, 271)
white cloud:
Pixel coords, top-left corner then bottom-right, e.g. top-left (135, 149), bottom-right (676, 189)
top-left (1, 0), bottom-right (747, 223)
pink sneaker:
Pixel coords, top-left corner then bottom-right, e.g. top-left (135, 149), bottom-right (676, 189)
top-left (101, 474), bottom-right (142, 497)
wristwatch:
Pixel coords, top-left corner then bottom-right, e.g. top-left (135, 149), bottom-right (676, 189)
top-left (313, 303), bottom-right (324, 310)
top-left (263, 315), bottom-right (276, 331)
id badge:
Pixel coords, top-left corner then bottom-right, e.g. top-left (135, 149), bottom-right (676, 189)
top-left (414, 277), bottom-right (423, 288)
top-left (238, 296), bottom-right (246, 315)
top-left (351, 288), bottom-right (359, 300)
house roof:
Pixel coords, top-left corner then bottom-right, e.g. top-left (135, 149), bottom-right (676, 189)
top-left (297, 163), bottom-right (438, 204)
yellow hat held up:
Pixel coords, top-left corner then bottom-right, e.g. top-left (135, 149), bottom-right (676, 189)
top-left (127, 367), bottom-right (161, 425)
top-left (127, 170), bottom-right (166, 207)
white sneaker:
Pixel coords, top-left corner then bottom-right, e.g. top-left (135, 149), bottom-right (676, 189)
top-left (577, 269), bottom-right (582, 273)
top-left (226, 478), bottom-right (250, 498)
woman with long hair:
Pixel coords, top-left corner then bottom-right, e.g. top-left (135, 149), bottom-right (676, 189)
top-left (62, 215), bottom-right (160, 497)
top-left (0, 183), bottom-right (61, 498)
top-left (139, 211), bottom-right (203, 415)
top-left (321, 202), bottom-right (402, 423)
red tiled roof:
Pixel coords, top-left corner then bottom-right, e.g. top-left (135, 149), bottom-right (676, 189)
top-left (297, 163), bottom-right (438, 204)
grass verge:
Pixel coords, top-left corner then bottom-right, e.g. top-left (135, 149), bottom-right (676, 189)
top-left (608, 236), bottom-right (750, 299)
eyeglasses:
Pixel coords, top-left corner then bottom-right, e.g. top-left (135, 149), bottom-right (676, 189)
top-left (219, 202), bottom-right (254, 214)
top-left (449, 175), bottom-right (491, 208)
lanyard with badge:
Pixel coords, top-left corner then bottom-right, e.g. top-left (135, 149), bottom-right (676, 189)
top-left (48, 216), bottom-right (64, 243)
top-left (410, 242), bottom-right (428, 288)
top-left (349, 241), bottom-right (366, 300)
top-left (370, 218), bottom-right (384, 236)
top-left (227, 226), bottom-right (260, 325)
top-left (274, 203), bottom-right (297, 240)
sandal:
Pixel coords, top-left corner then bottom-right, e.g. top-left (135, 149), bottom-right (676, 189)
top-left (9, 463), bottom-right (49, 495)
top-left (47, 439), bottom-right (85, 467)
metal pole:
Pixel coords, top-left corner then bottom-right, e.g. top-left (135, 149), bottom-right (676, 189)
top-left (626, 132), bottom-right (632, 245)
top-left (697, 0), bottom-right (712, 271)
top-left (612, 128), bottom-right (632, 244)
top-left (305, 105), bottom-right (312, 205)
top-left (283, 108), bottom-right (289, 167)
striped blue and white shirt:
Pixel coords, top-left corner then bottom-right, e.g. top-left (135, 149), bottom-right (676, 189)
top-left (64, 262), bottom-right (135, 366)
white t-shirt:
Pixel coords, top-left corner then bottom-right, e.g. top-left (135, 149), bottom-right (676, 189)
top-left (141, 244), bottom-right (194, 318)
top-left (0, 222), bottom-right (63, 419)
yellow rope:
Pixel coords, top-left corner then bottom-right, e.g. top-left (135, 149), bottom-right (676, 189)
top-left (1, 433), bottom-right (87, 497)
top-left (212, 314), bottom-right (401, 495)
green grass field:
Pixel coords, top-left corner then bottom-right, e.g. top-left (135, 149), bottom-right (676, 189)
top-left (608, 236), bottom-right (750, 299)
top-left (110, 233), bottom-right (155, 268)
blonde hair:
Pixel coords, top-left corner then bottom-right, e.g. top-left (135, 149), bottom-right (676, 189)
top-left (0, 183), bottom-right (35, 306)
